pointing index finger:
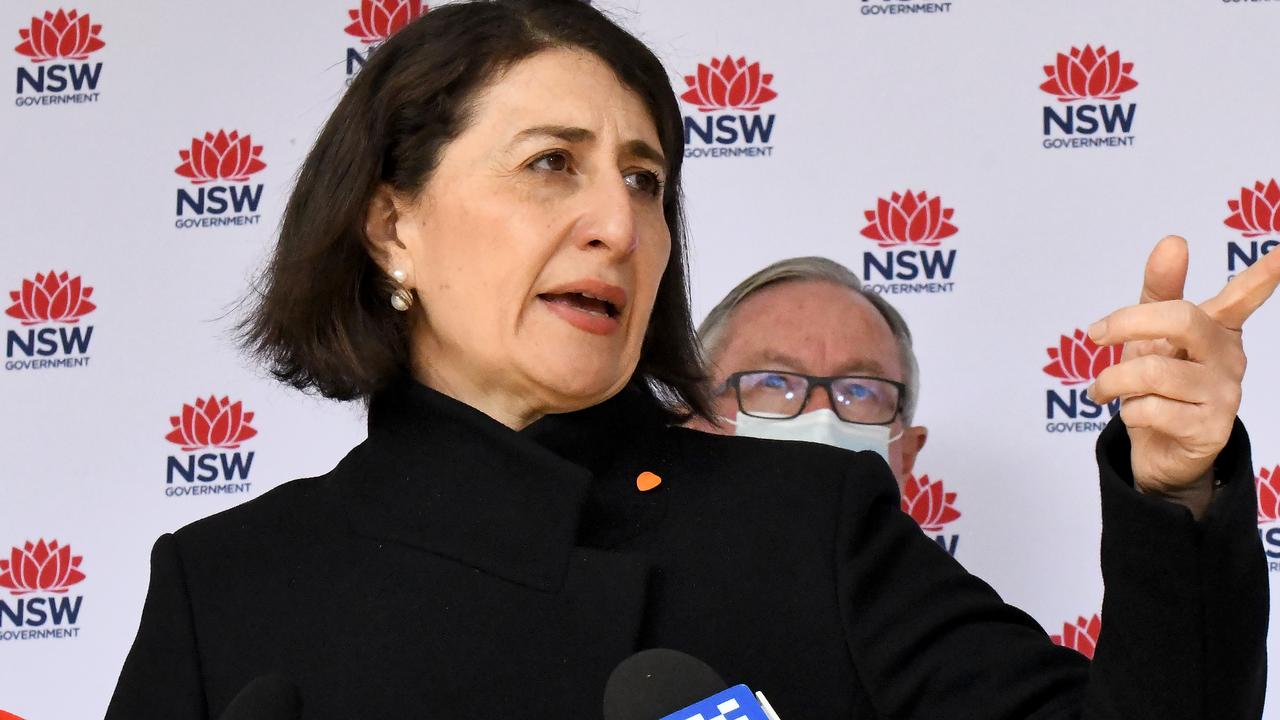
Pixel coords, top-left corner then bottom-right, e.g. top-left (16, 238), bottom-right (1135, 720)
top-left (1201, 246), bottom-right (1280, 330)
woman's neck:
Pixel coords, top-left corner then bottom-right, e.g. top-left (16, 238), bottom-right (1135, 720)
top-left (410, 359), bottom-right (545, 431)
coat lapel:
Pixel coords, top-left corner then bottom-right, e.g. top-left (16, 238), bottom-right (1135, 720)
top-left (336, 378), bottom-right (669, 658)
top-left (333, 378), bottom-right (681, 712)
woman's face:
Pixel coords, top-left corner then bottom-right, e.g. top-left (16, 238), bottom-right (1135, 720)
top-left (374, 48), bottom-right (672, 427)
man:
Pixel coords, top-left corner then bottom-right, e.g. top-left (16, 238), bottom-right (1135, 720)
top-left (691, 256), bottom-right (926, 488)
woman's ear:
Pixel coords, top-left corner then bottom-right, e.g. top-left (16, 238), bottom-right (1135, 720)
top-left (365, 183), bottom-right (414, 286)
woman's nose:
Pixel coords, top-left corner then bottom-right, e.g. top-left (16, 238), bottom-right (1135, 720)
top-left (579, 176), bottom-right (638, 256)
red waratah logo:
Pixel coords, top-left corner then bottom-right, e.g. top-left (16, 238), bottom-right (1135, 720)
top-left (901, 474), bottom-right (961, 532)
top-left (859, 190), bottom-right (958, 247)
top-left (1039, 45), bottom-right (1138, 102)
top-left (1257, 466), bottom-right (1280, 525)
top-left (1042, 329), bottom-right (1122, 386)
top-left (14, 9), bottom-right (105, 62)
top-left (345, 0), bottom-right (427, 44)
top-left (0, 539), bottom-right (86, 595)
top-left (1051, 614), bottom-right (1101, 660)
top-left (680, 56), bottom-right (778, 112)
top-left (174, 130), bottom-right (267, 184)
top-left (1224, 179), bottom-right (1280, 238)
top-left (5, 271), bottom-right (96, 326)
top-left (165, 396), bottom-right (259, 451)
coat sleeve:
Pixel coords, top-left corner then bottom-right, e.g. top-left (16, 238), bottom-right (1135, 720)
top-left (104, 533), bottom-right (208, 720)
top-left (834, 417), bottom-right (1267, 720)
top-left (1090, 416), bottom-right (1267, 719)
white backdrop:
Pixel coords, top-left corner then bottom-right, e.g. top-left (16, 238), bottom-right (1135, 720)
top-left (2, 1), bottom-right (1277, 718)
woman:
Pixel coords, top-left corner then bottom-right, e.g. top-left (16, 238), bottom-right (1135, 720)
top-left (106, 1), bottom-right (1274, 718)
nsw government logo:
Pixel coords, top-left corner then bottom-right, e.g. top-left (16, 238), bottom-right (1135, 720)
top-left (4, 271), bottom-right (95, 372)
top-left (859, 0), bottom-right (953, 16)
top-left (859, 189), bottom-right (958, 294)
top-left (13, 8), bottom-right (105, 108)
top-left (1223, 179), bottom-right (1278, 280)
top-left (344, 0), bottom-right (428, 80)
top-left (174, 130), bottom-right (267, 230)
top-left (1042, 329), bottom-right (1121, 433)
top-left (0, 539), bottom-right (86, 642)
top-left (1256, 465), bottom-right (1280, 573)
top-left (1040, 45), bottom-right (1138, 150)
top-left (1051, 613), bottom-right (1101, 660)
top-left (901, 473), bottom-right (961, 557)
top-left (164, 395), bottom-right (257, 498)
top-left (680, 56), bottom-right (777, 159)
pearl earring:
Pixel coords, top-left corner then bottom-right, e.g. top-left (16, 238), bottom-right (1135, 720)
top-left (389, 268), bottom-right (412, 312)
top-left (390, 288), bottom-right (413, 312)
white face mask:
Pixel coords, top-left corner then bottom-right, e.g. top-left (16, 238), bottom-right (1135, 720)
top-left (727, 408), bottom-right (902, 464)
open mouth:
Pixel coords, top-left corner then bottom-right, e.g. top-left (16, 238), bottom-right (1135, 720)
top-left (538, 291), bottom-right (621, 319)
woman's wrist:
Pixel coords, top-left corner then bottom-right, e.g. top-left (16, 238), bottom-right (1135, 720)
top-left (1135, 469), bottom-right (1217, 520)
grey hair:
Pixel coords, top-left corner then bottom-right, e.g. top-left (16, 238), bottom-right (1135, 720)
top-left (697, 256), bottom-right (920, 424)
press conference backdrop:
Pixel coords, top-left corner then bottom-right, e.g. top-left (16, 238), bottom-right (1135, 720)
top-left (1, 1), bottom-right (1277, 717)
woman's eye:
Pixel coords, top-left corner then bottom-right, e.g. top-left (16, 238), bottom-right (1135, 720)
top-left (624, 170), bottom-right (663, 197)
top-left (531, 151), bottom-right (570, 173)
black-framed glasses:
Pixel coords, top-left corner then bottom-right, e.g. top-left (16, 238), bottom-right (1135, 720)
top-left (720, 370), bottom-right (905, 425)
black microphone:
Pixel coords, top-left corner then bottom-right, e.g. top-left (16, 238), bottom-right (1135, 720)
top-left (216, 675), bottom-right (300, 720)
top-left (604, 648), bottom-right (727, 720)
top-left (603, 649), bottom-right (781, 720)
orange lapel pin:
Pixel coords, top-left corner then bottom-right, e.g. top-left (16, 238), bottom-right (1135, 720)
top-left (636, 471), bottom-right (662, 492)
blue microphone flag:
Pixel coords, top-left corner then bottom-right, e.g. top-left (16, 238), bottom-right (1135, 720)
top-left (659, 684), bottom-right (771, 720)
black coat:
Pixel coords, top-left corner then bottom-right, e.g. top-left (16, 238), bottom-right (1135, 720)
top-left (105, 378), bottom-right (1268, 720)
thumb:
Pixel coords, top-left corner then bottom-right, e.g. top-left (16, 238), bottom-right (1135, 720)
top-left (1139, 235), bottom-right (1189, 304)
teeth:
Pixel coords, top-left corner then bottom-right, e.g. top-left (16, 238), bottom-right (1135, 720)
top-left (576, 291), bottom-right (615, 313)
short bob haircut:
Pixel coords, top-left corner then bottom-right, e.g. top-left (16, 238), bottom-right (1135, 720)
top-left (241, 0), bottom-right (711, 422)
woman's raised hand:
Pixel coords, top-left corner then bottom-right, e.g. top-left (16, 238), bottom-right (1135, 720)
top-left (1088, 236), bottom-right (1280, 517)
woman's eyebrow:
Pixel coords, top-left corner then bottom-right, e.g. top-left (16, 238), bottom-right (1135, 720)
top-left (623, 139), bottom-right (666, 168)
top-left (511, 124), bottom-right (594, 145)
top-left (507, 125), bottom-right (665, 167)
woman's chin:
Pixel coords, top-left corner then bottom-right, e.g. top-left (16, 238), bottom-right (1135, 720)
top-left (526, 365), bottom-right (632, 414)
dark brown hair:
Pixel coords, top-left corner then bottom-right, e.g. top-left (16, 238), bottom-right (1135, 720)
top-left (240, 0), bottom-right (710, 421)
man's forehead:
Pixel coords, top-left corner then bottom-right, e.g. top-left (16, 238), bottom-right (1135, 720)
top-left (736, 345), bottom-right (892, 378)
top-left (717, 280), bottom-right (904, 380)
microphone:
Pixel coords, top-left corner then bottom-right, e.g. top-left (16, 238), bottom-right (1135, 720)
top-left (602, 649), bottom-right (781, 720)
top-left (217, 675), bottom-right (300, 720)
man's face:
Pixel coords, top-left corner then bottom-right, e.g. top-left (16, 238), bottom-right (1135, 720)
top-left (702, 279), bottom-right (927, 488)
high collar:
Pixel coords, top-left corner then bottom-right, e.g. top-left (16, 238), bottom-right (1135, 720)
top-left (339, 376), bottom-right (670, 592)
